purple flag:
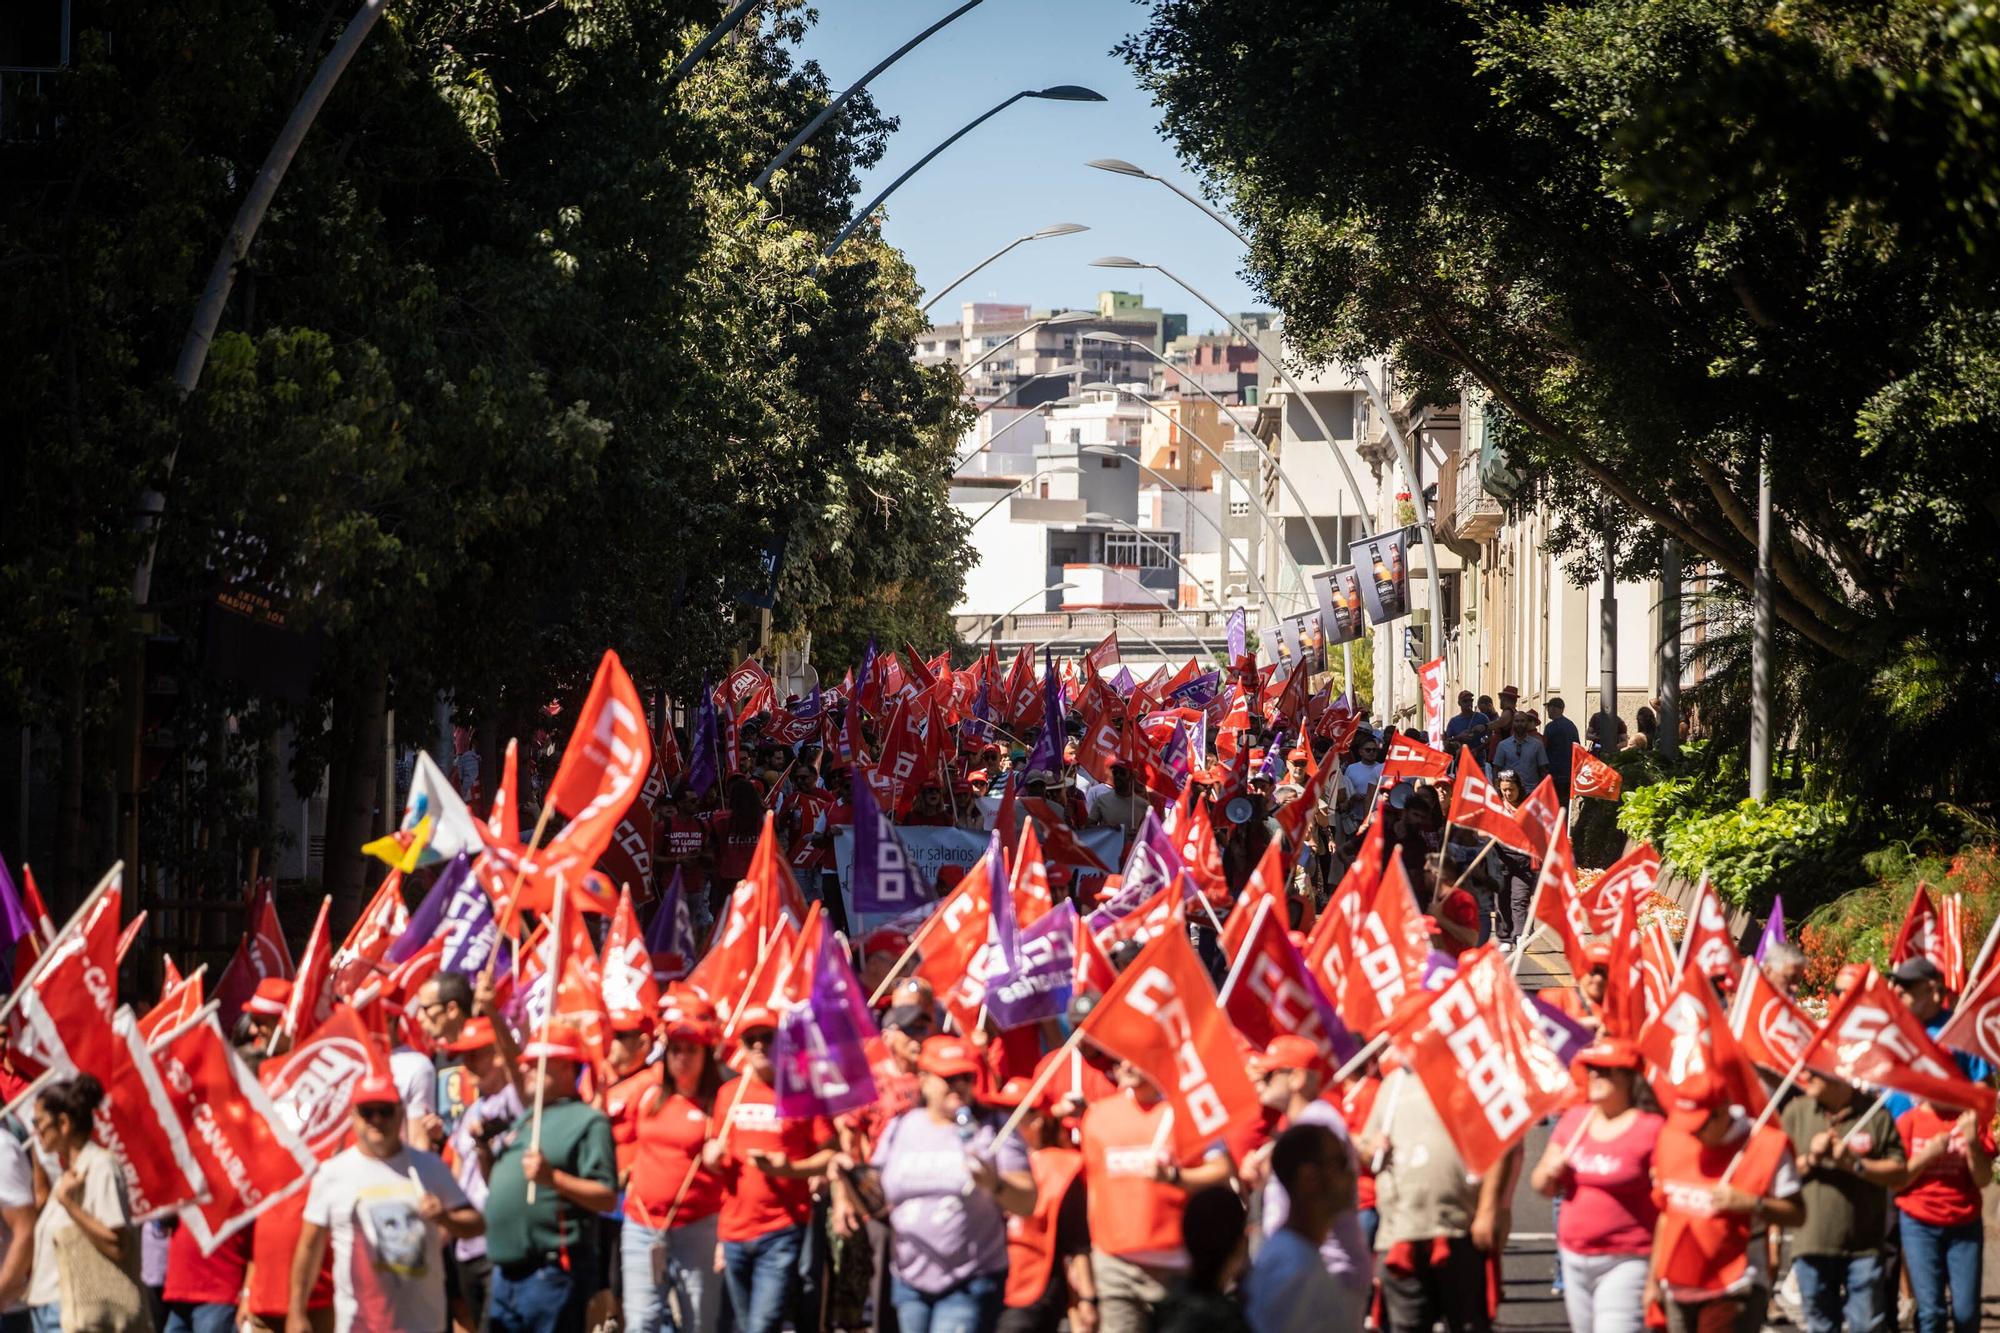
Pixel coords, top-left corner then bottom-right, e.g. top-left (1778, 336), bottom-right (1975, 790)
top-left (1754, 895), bottom-right (1787, 963)
top-left (1166, 670), bottom-right (1221, 710)
top-left (1108, 666), bottom-right (1137, 699)
top-left (1259, 729), bottom-right (1287, 786)
top-left (985, 899), bottom-right (1077, 1030)
top-left (851, 765), bottom-right (928, 915)
top-left (1226, 607), bottom-right (1247, 660)
top-left (0, 854), bottom-right (35, 993)
top-left (646, 867), bottom-right (699, 983)
top-left (1527, 993), bottom-right (1595, 1070)
top-left (773, 926), bottom-right (880, 1120)
top-left (687, 685), bottom-right (721, 799)
top-left (434, 857), bottom-right (500, 976)
top-left (386, 854), bottom-right (470, 966)
top-left (1023, 649), bottom-right (1065, 776)
top-left (1158, 720), bottom-right (1192, 788)
top-left (1087, 811), bottom-right (1185, 934)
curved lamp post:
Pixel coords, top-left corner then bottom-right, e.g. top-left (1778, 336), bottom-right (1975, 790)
top-left (754, 0), bottom-right (992, 190)
top-left (969, 465), bottom-right (1082, 527)
top-left (826, 86), bottom-right (1107, 257)
top-left (973, 581), bottom-right (1078, 644)
top-left (923, 224), bottom-right (1089, 315)
top-left (1083, 508), bottom-right (1225, 611)
top-left (959, 309), bottom-right (1097, 380)
top-left (955, 397), bottom-right (1060, 472)
top-left (1062, 537), bottom-right (1222, 659)
top-left (975, 362), bottom-right (1084, 414)
top-left (1085, 158), bottom-right (1250, 246)
top-left (1078, 446), bottom-right (1284, 624)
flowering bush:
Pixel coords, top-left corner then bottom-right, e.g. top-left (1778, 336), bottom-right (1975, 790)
top-left (1797, 845), bottom-right (2000, 1000)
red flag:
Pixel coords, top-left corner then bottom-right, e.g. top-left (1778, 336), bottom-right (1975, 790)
top-left (1008, 823), bottom-right (1054, 931)
top-left (1083, 631), bottom-right (1121, 676)
top-left (715, 658), bottom-right (777, 722)
top-left (1172, 798), bottom-right (1230, 906)
top-left (1635, 956), bottom-right (1768, 1118)
top-left (331, 872), bottom-right (409, 1000)
top-left (1819, 970), bottom-right (1996, 1118)
top-left (1384, 943), bottom-right (1574, 1176)
top-left (1599, 872), bottom-right (1648, 1039)
top-left (1728, 961), bottom-right (1829, 1076)
top-left (1446, 761), bottom-right (1536, 855)
top-left (1570, 748), bottom-right (1623, 800)
top-left (1303, 819), bottom-right (1384, 1018)
top-left (278, 896), bottom-right (335, 1048)
top-left (1514, 776), bottom-right (1562, 864)
top-left (1936, 916), bottom-right (2000, 1068)
top-left (98, 1008), bottom-right (206, 1220)
top-left (520, 649), bottom-right (653, 916)
top-left (151, 1015), bottom-right (318, 1252)
top-left (1381, 734), bottom-right (1452, 784)
top-left (1338, 857), bottom-right (1431, 1035)
top-left (21, 865), bottom-right (55, 945)
top-left (115, 911), bottom-right (146, 965)
top-left (1075, 910), bottom-right (1119, 998)
top-left (1681, 877), bottom-right (1740, 979)
top-left (1529, 820), bottom-right (1594, 984)
top-left (601, 884), bottom-right (661, 1022)
top-left (263, 1006), bottom-right (392, 1160)
top-left (1079, 925), bottom-right (1260, 1163)
top-left (1020, 800), bottom-right (1113, 872)
top-left (914, 847), bottom-right (998, 1036)
top-left (1938, 893), bottom-right (1967, 994)
top-left (1219, 896), bottom-right (1341, 1052)
top-left (1638, 922), bottom-right (1678, 1017)
top-left (1274, 746), bottom-right (1337, 853)
top-left (13, 879), bottom-right (123, 1082)
top-left (1584, 843), bottom-right (1662, 934)
top-left (139, 966), bottom-right (208, 1044)
top-left (656, 694), bottom-right (685, 783)
top-left (213, 878), bottom-right (294, 1031)
top-left (1891, 885), bottom-right (1943, 971)
top-left (1222, 839), bottom-right (1287, 960)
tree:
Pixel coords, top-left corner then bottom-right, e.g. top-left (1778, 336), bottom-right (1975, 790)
top-left (1121, 0), bottom-right (2000, 802)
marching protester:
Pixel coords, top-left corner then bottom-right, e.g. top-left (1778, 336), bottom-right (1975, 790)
top-left (1783, 1068), bottom-right (1907, 1333)
top-left (620, 995), bottom-right (724, 1333)
top-left (1894, 1096), bottom-right (1994, 1333)
top-left (992, 1080), bottom-right (1093, 1333)
top-left (29, 1075), bottom-right (147, 1333)
top-left (1246, 1037), bottom-right (1369, 1312)
top-left (291, 1074), bottom-right (482, 1333)
top-left (433, 1017), bottom-right (517, 1333)
top-left (1528, 1038), bottom-right (1660, 1333)
top-left (1243, 1124), bottom-right (1354, 1333)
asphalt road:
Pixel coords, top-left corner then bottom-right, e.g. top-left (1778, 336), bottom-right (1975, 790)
top-left (1500, 934), bottom-right (1570, 1332)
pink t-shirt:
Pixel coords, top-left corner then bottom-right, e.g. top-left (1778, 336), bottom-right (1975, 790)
top-left (1554, 1107), bottom-right (1663, 1256)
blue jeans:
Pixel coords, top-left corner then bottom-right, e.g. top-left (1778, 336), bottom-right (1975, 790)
top-left (1900, 1214), bottom-right (1983, 1333)
top-left (489, 1261), bottom-right (585, 1333)
top-left (1792, 1251), bottom-right (1887, 1333)
top-left (890, 1271), bottom-right (1004, 1333)
top-left (721, 1224), bottom-right (804, 1333)
top-left (28, 1309), bottom-right (59, 1333)
top-left (621, 1212), bottom-right (722, 1333)
top-left (164, 1306), bottom-right (237, 1333)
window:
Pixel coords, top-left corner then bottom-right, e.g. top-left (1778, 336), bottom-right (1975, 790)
top-left (1102, 531), bottom-right (1179, 569)
top-left (1099, 455), bottom-right (1119, 468)
top-left (1230, 500), bottom-right (1251, 517)
top-left (1168, 449), bottom-right (1178, 468)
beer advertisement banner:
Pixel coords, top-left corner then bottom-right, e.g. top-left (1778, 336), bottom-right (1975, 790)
top-left (1351, 528), bottom-right (1411, 624)
top-left (1311, 566), bottom-right (1368, 645)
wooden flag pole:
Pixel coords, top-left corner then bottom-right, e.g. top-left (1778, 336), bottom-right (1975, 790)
top-left (0, 861), bottom-right (123, 1029)
top-left (483, 797), bottom-right (562, 990)
top-left (1839, 1088), bottom-right (1896, 1151)
top-left (525, 872), bottom-right (565, 1205)
top-left (1447, 835), bottom-right (1501, 894)
top-left (1214, 896), bottom-right (1271, 1008)
top-left (867, 909), bottom-right (948, 1007)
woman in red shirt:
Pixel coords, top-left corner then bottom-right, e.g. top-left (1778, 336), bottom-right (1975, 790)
top-left (1894, 1098), bottom-right (1995, 1333)
top-left (620, 997), bottom-right (724, 1333)
top-left (1528, 1037), bottom-right (1662, 1333)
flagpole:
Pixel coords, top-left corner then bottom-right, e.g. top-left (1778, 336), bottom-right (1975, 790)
top-left (1673, 874), bottom-right (1709, 976)
top-left (490, 797), bottom-right (562, 955)
top-left (868, 909), bottom-right (947, 1007)
top-left (144, 1000), bottom-right (223, 1053)
top-left (992, 1026), bottom-right (1088, 1150)
top-left (0, 1069), bottom-right (56, 1125)
top-left (1447, 835), bottom-right (1501, 895)
top-left (1369, 1067), bottom-right (1407, 1172)
top-left (1330, 1031), bottom-right (1390, 1084)
top-left (0, 861), bottom-right (122, 1029)
top-left (1508, 849), bottom-right (1557, 979)
top-left (1838, 1089), bottom-right (1895, 1151)
top-left (1719, 1027), bottom-right (1828, 1187)
top-left (526, 873), bottom-right (564, 1205)
top-left (1962, 908), bottom-right (2000, 991)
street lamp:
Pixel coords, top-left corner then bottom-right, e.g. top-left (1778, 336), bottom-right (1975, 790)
top-left (1080, 447), bottom-right (1283, 623)
top-left (972, 582), bottom-right (1079, 643)
top-left (1089, 254), bottom-right (1448, 662)
top-left (1083, 509), bottom-right (1223, 610)
top-left (923, 224), bottom-right (1090, 316)
top-left (754, 0), bottom-right (992, 190)
top-left (968, 465), bottom-right (1082, 527)
top-left (825, 86), bottom-right (1107, 257)
top-left (958, 310), bottom-right (1097, 380)
top-left (1085, 158), bottom-right (1250, 246)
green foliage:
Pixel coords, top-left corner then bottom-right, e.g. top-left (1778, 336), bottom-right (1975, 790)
top-left (1801, 845), bottom-right (2000, 995)
top-left (1660, 796), bottom-right (1863, 910)
top-left (1122, 0), bottom-right (2000, 810)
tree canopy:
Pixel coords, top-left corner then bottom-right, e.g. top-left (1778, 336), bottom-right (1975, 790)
top-left (1122, 0), bottom-right (2000, 804)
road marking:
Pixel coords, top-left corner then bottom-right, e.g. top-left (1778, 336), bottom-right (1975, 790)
top-left (1507, 1232), bottom-right (1556, 1241)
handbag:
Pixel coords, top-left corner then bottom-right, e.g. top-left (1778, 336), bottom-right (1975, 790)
top-left (52, 1223), bottom-right (153, 1333)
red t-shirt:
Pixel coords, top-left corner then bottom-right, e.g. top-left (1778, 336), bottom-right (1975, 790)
top-left (1553, 1107), bottom-right (1663, 1255)
top-left (1896, 1105), bottom-right (1997, 1227)
top-left (163, 1223), bottom-right (250, 1304)
top-left (715, 1077), bottom-right (833, 1242)
top-left (247, 1188), bottom-right (332, 1315)
top-left (626, 1087), bottom-right (723, 1227)
top-left (605, 1065), bottom-right (664, 1176)
top-left (704, 813), bottom-right (761, 886)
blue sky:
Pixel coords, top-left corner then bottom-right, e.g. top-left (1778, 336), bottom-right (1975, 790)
top-left (788, 0), bottom-right (1266, 332)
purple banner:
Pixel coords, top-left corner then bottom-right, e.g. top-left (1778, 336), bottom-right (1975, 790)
top-left (433, 856), bottom-right (500, 977)
top-left (1526, 993), bottom-right (1595, 1071)
top-left (984, 897), bottom-right (1078, 1031)
top-left (1754, 895), bottom-right (1787, 963)
top-left (1023, 649), bottom-right (1065, 776)
top-left (646, 866), bottom-right (699, 983)
top-left (686, 685), bottom-right (721, 799)
top-left (1227, 607), bottom-right (1246, 660)
top-left (851, 765), bottom-right (928, 915)
top-left (1086, 811), bottom-right (1185, 935)
top-left (1166, 670), bottom-right (1221, 711)
top-left (773, 929), bottom-right (879, 1120)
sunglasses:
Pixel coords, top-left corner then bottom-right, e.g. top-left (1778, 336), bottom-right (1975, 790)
top-left (740, 1029), bottom-right (776, 1048)
top-left (356, 1103), bottom-right (401, 1122)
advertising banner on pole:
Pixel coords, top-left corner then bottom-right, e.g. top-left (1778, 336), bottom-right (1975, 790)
top-left (1351, 528), bottom-right (1412, 624)
top-left (1312, 566), bottom-right (1368, 645)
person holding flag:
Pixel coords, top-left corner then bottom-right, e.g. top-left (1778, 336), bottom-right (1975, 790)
top-left (480, 1023), bottom-right (618, 1333)
top-left (1781, 1068), bottom-right (1907, 1333)
top-left (1893, 1094), bottom-right (1995, 1333)
top-left (620, 995), bottom-right (725, 1333)
top-left (434, 1018), bottom-right (519, 1333)
top-left (830, 1037), bottom-right (1035, 1333)
top-left (28, 1075), bottom-right (148, 1332)
top-left (991, 1077), bottom-right (1095, 1333)
top-left (1245, 1037), bottom-right (1370, 1322)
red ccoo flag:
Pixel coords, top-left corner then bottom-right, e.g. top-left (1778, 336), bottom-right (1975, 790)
top-left (1820, 969), bottom-right (1996, 1118)
top-left (1635, 954), bottom-right (1768, 1118)
top-left (1079, 924), bottom-right (1261, 1164)
top-left (1936, 912), bottom-right (2000, 1068)
top-left (1530, 820), bottom-right (1594, 985)
top-left (1570, 748), bottom-right (1623, 801)
top-left (1728, 960), bottom-right (1831, 1078)
top-left (1380, 734), bottom-right (1453, 784)
top-left (1446, 760), bottom-right (1537, 856)
top-left (1680, 877), bottom-right (1740, 980)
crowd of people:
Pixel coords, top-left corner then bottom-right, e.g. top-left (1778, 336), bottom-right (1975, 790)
top-left (0, 651), bottom-right (1993, 1333)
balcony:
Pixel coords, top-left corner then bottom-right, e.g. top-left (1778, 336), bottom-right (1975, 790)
top-left (1440, 449), bottom-right (1504, 543)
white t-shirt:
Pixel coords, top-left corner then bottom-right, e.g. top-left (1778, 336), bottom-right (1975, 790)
top-left (303, 1145), bottom-right (466, 1333)
top-left (1085, 785), bottom-right (1148, 834)
top-left (391, 1049), bottom-right (438, 1119)
top-left (28, 1141), bottom-right (131, 1308)
top-left (0, 1133), bottom-right (34, 1313)
top-left (1244, 1226), bottom-right (1351, 1333)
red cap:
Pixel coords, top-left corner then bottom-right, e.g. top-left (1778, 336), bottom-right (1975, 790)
top-left (734, 1004), bottom-right (779, 1036)
top-left (1662, 1069), bottom-right (1730, 1132)
top-left (968, 770), bottom-right (991, 784)
top-left (1248, 749), bottom-right (1266, 766)
top-left (985, 1076), bottom-right (1035, 1109)
top-left (520, 1023), bottom-right (589, 1063)
top-left (918, 1036), bottom-right (982, 1080)
top-left (1499, 685), bottom-right (1520, 699)
top-left (608, 1009), bottom-right (654, 1034)
top-left (1262, 1035), bottom-right (1326, 1077)
top-left (244, 977), bottom-right (291, 1018)
top-left (1287, 746), bottom-right (1309, 762)
top-left (861, 928), bottom-right (909, 958)
top-left (663, 992), bottom-right (720, 1044)
top-left (1585, 940), bottom-right (1613, 967)
top-left (1432, 889), bottom-right (1481, 952)
top-left (1571, 1036), bottom-right (1642, 1075)
top-left (352, 1072), bottom-right (401, 1109)
top-left (441, 1017), bottom-right (496, 1054)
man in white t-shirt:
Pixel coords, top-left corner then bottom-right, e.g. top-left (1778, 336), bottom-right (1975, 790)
top-left (293, 1072), bottom-right (483, 1333)
top-left (0, 1129), bottom-right (34, 1315)
top-left (390, 1042), bottom-right (439, 1149)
